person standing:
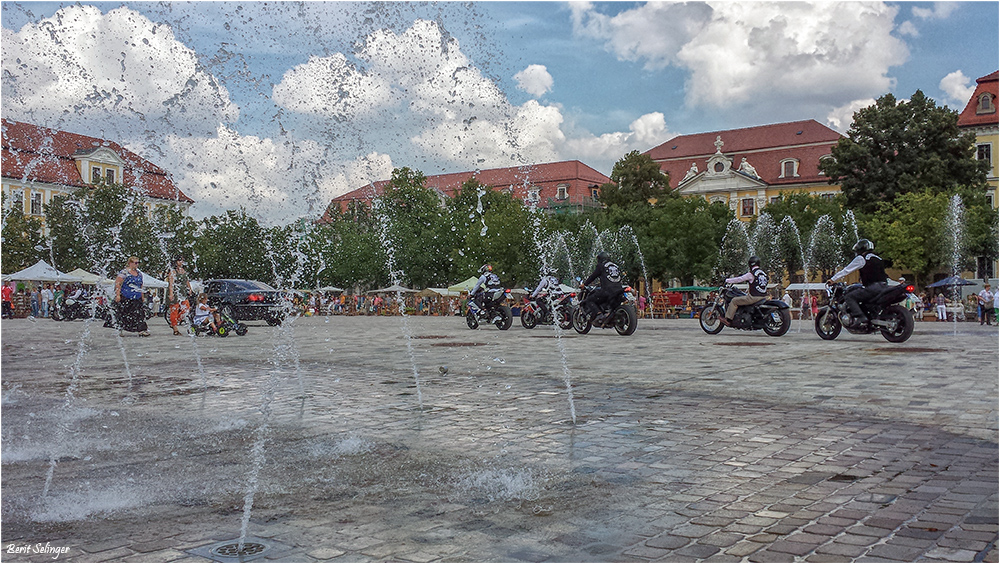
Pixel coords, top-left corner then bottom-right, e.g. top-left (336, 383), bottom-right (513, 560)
top-left (114, 256), bottom-right (149, 336)
top-left (30, 286), bottom-right (40, 318)
top-left (2, 282), bottom-right (13, 319)
top-left (166, 256), bottom-right (193, 336)
top-left (41, 283), bottom-right (54, 318)
top-left (935, 292), bottom-right (947, 321)
top-left (978, 284), bottom-right (994, 325)
top-left (781, 288), bottom-right (792, 308)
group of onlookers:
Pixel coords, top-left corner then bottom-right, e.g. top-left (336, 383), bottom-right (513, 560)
top-left (1, 281), bottom-right (85, 319)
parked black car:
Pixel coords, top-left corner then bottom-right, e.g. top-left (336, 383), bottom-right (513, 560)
top-left (203, 279), bottom-right (287, 326)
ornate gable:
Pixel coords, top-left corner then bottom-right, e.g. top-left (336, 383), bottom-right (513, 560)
top-left (676, 136), bottom-right (767, 195)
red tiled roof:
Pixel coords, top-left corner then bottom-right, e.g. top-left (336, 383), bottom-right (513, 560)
top-left (644, 119), bottom-right (844, 189)
top-left (322, 160), bottom-right (609, 220)
top-left (958, 71), bottom-right (999, 129)
top-left (1, 119), bottom-right (192, 203)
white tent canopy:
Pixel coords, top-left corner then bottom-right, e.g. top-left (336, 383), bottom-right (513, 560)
top-left (317, 286), bottom-right (345, 293)
top-left (3, 260), bottom-right (81, 283)
top-left (65, 268), bottom-right (108, 285)
top-left (368, 284), bottom-right (416, 294)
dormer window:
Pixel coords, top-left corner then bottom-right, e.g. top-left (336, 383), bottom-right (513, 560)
top-left (105, 169), bottom-right (115, 184)
top-left (591, 187), bottom-right (600, 201)
top-left (92, 167), bottom-right (102, 183)
top-left (977, 93), bottom-right (996, 114)
top-left (527, 188), bottom-right (540, 203)
top-left (779, 159), bottom-right (799, 178)
top-left (556, 184), bottom-right (568, 200)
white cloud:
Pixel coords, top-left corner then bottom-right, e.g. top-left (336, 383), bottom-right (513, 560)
top-left (897, 20), bottom-right (919, 37)
top-left (571, 2), bottom-right (908, 112)
top-left (150, 126), bottom-right (393, 223)
top-left (513, 64), bottom-right (554, 97)
top-left (1, 5), bottom-right (238, 138)
top-left (912, 3), bottom-right (959, 20)
top-left (939, 70), bottom-right (974, 108)
top-left (826, 98), bottom-right (876, 132)
top-left (273, 19), bottom-right (655, 174)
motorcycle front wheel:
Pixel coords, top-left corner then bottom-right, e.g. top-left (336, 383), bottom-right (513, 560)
top-left (520, 307), bottom-right (538, 329)
top-left (879, 304), bottom-right (914, 343)
top-left (699, 305), bottom-right (724, 335)
top-left (762, 308), bottom-right (792, 337)
top-left (815, 307), bottom-right (842, 340)
top-left (613, 304), bottom-right (638, 336)
top-left (571, 306), bottom-right (592, 334)
top-left (466, 311), bottom-right (479, 330)
top-left (495, 305), bottom-right (513, 330)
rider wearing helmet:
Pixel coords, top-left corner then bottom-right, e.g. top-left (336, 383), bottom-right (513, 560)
top-left (828, 239), bottom-right (887, 326)
top-left (581, 251), bottom-right (624, 319)
top-left (723, 256), bottom-right (769, 325)
top-left (469, 264), bottom-right (502, 313)
top-left (530, 271), bottom-right (563, 318)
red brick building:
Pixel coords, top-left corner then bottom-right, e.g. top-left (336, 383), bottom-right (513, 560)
top-left (321, 160), bottom-right (609, 221)
top-left (2, 119), bottom-right (193, 224)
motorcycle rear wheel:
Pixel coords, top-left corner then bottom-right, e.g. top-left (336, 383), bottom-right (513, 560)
top-left (466, 311), bottom-right (480, 330)
top-left (762, 308), bottom-right (792, 337)
top-left (572, 306), bottom-right (592, 334)
top-left (613, 304), bottom-right (638, 336)
top-left (879, 304), bottom-right (914, 343)
top-left (699, 305), bottom-right (724, 335)
top-left (558, 308), bottom-right (573, 330)
top-left (520, 308), bottom-right (538, 329)
top-left (815, 307), bottom-right (842, 340)
top-left (495, 305), bottom-right (513, 330)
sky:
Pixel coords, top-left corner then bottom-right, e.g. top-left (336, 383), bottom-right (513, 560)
top-left (2, 1), bottom-right (998, 224)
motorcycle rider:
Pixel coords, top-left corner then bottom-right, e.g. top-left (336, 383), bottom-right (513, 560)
top-left (530, 272), bottom-right (563, 319)
top-left (469, 264), bottom-right (502, 316)
top-left (581, 251), bottom-right (623, 320)
top-left (723, 256), bottom-right (769, 326)
top-left (827, 238), bottom-right (887, 326)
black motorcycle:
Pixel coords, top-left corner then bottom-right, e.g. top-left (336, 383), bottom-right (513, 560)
top-left (699, 285), bottom-right (791, 336)
top-left (520, 290), bottom-right (574, 330)
top-left (466, 287), bottom-right (513, 330)
top-left (52, 294), bottom-right (95, 321)
top-left (815, 282), bottom-right (914, 343)
top-left (571, 285), bottom-right (638, 336)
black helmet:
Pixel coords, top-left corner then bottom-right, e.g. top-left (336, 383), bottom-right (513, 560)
top-left (596, 251), bottom-right (610, 263)
top-left (479, 264), bottom-right (492, 275)
top-left (853, 239), bottom-right (874, 255)
top-left (748, 255), bottom-right (761, 267)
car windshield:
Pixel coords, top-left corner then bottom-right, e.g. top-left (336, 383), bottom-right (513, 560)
top-left (230, 280), bottom-right (277, 292)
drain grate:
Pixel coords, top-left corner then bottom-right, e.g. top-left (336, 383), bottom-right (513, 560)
top-left (187, 536), bottom-right (290, 563)
top-left (212, 542), bottom-right (268, 558)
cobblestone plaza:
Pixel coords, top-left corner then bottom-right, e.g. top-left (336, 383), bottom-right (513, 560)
top-left (1, 316), bottom-right (997, 562)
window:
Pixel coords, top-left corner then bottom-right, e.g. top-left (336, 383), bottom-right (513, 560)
top-left (821, 193), bottom-right (836, 200)
top-left (556, 184), bottom-right (568, 200)
top-left (978, 93), bottom-right (996, 114)
top-left (741, 198), bottom-right (755, 216)
top-left (780, 159), bottom-right (799, 178)
top-left (977, 143), bottom-right (992, 167)
top-left (30, 193), bottom-right (43, 215)
top-left (769, 196), bottom-right (780, 205)
top-left (92, 167), bottom-right (102, 183)
top-left (591, 188), bottom-right (600, 201)
top-left (527, 188), bottom-right (540, 203)
top-left (105, 169), bottom-right (115, 184)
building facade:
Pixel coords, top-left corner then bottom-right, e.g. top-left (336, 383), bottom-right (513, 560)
top-left (644, 119), bottom-right (844, 220)
top-left (322, 160), bottom-right (609, 221)
top-left (957, 70), bottom-right (999, 279)
top-left (2, 119), bottom-right (193, 230)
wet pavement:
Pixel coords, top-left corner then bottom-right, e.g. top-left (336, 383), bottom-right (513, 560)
top-left (1, 314), bottom-right (997, 563)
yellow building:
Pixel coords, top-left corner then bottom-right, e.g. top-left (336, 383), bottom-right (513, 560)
top-left (2, 119), bottom-right (193, 231)
top-left (644, 119), bottom-right (843, 219)
top-left (957, 71), bottom-right (999, 280)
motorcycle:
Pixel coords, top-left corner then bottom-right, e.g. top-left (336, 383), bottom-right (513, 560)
top-left (699, 285), bottom-right (791, 336)
top-left (815, 282), bottom-right (914, 343)
top-left (520, 290), bottom-right (574, 330)
top-left (53, 295), bottom-right (95, 321)
top-left (466, 287), bottom-right (513, 330)
top-left (571, 285), bottom-right (638, 336)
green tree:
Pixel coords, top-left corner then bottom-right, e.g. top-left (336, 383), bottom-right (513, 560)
top-left (1, 193), bottom-right (45, 273)
top-left (862, 190), bottom-right (951, 285)
top-left (821, 90), bottom-right (989, 214)
top-left (194, 208), bottom-right (272, 282)
top-left (597, 150), bottom-right (670, 208)
top-left (647, 197), bottom-right (732, 286)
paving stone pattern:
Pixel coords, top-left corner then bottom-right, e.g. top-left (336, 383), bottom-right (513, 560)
top-left (1, 316), bottom-right (997, 562)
